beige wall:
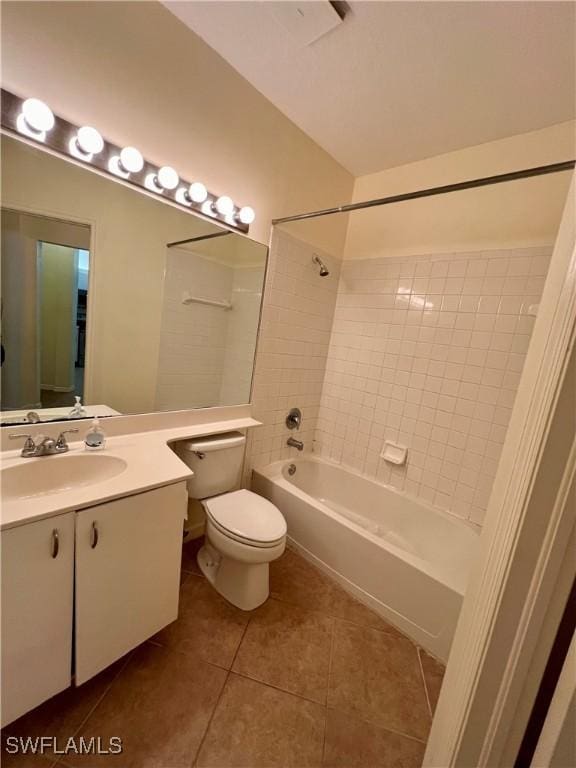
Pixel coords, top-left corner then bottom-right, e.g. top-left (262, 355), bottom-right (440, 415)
top-left (345, 122), bottom-right (575, 260)
top-left (40, 244), bottom-right (77, 392)
top-left (1, 0), bottom-right (353, 257)
top-left (1, 211), bottom-right (40, 409)
top-left (0, 211), bottom-right (91, 409)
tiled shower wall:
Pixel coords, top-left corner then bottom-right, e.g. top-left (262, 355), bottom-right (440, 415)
top-left (315, 247), bottom-right (551, 525)
top-left (156, 250), bottom-right (265, 410)
top-left (156, 248), bottom-right (231, 410)
top-left (244, 230), bottom-right (340, 479)
top-left (219, 266), bottom-right (264, 406)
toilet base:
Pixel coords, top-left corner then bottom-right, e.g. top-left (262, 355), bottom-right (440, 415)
top-left (197, 543), bottom-right (221, 585)
top-left (197, 544), bottom-right (270, 611)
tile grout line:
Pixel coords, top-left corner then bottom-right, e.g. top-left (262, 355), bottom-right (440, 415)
top-left (180, 569), bottom-right (204, 579)
top-left (48, 651), bottom-right (135, 768)
top-left (230, 667), bottom-right (327, 708)
top-left (70, 650), bottom-right (134, 740)
top-left (321, 616), bottom-right (336, 766)
top-left (272, 548), bottom-right (415, 644)
top-left (417, 647), bottom-right (434, 719)
top-left (269, 591), bottom-right (411, 645)
top-left (324, 703), bottom-right (428, 746)
top-left (190, 616), bottom-right (253, 768)
top-left (5, 654), bottom-right (131, 768)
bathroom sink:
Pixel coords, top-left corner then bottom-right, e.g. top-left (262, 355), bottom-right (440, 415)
top-left (2, 454), bottom-right (128, 501)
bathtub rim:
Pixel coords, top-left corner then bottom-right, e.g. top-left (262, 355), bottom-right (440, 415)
top-left (253, 453), bottom-right (479, 596)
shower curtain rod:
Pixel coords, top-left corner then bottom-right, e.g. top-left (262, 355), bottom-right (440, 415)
top-left (272, 160), bottom-right (575, 225)
top-left (167, 231), bottom-right (231, 248)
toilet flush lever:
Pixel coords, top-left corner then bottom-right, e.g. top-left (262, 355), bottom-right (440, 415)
top-left (193, 451), bottom-right (206, 459)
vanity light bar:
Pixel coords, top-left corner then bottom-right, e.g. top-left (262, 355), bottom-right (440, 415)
top-left (0, 90), bottom-right (255, 234)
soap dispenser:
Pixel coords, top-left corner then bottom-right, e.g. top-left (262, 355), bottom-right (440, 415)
top-left (84, 417), bottom-right (106, 450)
top-left (68, 395), bottom-right (87, 418)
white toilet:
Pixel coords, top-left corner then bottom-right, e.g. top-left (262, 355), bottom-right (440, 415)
top-left (174, 432), bottom-right (287, 611)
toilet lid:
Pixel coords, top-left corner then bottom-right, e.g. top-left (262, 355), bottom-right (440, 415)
top-left (205, 490), bottom-right (287, 544)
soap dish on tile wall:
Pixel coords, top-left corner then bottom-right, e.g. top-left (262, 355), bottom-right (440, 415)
top-left (381, 441), bottom-right (408, 465)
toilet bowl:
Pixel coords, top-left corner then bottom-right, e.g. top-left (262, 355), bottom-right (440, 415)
top-left (174, 433), bottom-right (287, 610)
top-left (199, 489), bottom-right (286, 610)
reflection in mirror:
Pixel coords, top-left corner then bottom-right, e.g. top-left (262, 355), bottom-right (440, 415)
top-left (0, 134), bottom-right (268, 426)
top-left (157, 233), bottom-right (266, 409)
top-left (0, 210), bottom-right (99, 423)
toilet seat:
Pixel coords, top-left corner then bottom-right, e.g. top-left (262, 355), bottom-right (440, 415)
top-left (204, 490), bottom-right (287, 548)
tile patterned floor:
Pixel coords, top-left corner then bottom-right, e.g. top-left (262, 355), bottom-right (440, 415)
top-left (2, 541), bottom-right (444, 768)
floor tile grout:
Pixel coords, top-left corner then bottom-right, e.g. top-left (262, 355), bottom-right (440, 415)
top-left (269, 592), bottom-right (412, 644)
top-left (321, 616), bottom-right (337, 766)
top-left (66, 650), bottom-right (134, 742)
top-left (6, 545), bottom-right (434, 767)
top-left (230, 667), bottom-right (327, 708)
top-left (324, 703), bottom-right (428, 746)
top-left (332, 613), bottom-right (417, 650)
top-left (181, 569), bottom-right (204, 579)
top-left (184, 546), bottom-right (432, 751)
top-left (191, 617), bottom-right (252, 768)
top-left (144, 638), bottom-right (232, 674)
top-left (221, 648), bottom-right (429, 748)
top-left (189, 539), bottom-right (414, 645)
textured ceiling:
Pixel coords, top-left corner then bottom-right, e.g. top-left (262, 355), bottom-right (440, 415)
top-left (164, 1), bottom-right (576, 176)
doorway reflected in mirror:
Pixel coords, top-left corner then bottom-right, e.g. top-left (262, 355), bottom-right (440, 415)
top-left (0, 209), bottom-right (97, 424)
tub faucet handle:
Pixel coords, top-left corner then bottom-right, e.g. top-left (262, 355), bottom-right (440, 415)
top-left (286, 408), bottom-right (302, 430)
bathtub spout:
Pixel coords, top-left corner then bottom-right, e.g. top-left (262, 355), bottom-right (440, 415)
top-left (287, 437), bottom-right (304, 451)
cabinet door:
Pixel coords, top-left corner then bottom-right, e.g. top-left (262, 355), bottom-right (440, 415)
top-left (1, 512), bottom-right (74, 726)
top-left (75, 482), bottom-right (186, 684)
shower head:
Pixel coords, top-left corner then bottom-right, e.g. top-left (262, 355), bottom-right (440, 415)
top-left (312, 254), bottom-right (330, 277)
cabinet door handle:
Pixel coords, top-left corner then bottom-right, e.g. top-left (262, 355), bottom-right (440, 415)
top-left (51, 529), bottom-right (59, 558)
top-left (90, 521), bottom-right (99, 549)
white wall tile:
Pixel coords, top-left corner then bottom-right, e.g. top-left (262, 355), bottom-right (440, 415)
top-left (243, 230), bottom-right (341, 481)
top-left (155, 248), bottom-right (232, 410)
top-left (314, 247), bottom-right (550, 525)
top-left (156, 249), bottom-right (263, 410)
top-left (246, 242), bottom-right (549, 527)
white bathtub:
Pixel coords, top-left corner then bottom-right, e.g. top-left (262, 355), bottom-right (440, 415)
top-left (252, 456), bottom-right (479, 661)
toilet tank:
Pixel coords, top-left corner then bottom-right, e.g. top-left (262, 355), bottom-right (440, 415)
top-left (174, 432), bottom-right (246, 499)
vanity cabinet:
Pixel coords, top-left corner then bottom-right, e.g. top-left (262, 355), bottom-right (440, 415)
top-left (75, 483), bottom-right (187, 684)
top-left (1, 482), bottom-right (187, 724)
top-left (1, 512), bottom-right (75, 727)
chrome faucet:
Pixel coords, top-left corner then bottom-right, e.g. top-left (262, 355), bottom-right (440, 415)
top-left (286, 408), bottom-right (302, 430)
top-left (287, 437), bottom-right (304, 451)
top-left (9, 429), bottom-right (79, 458)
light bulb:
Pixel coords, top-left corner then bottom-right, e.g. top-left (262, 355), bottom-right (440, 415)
top-left (21, 98), bottom-right (54, 133)
top-left (202, 200), bottom-right (217, 217)
top-left (238, 206), bottom-right (255, 225)
top-left (175, 187), bottom-right (191, 206)
top-left (188, 182), bottom-right (208, 203)
top-left (119, 146), bottom-right (144, 174)
top-left (76, 126), bottom-right (104, 155)
top-left (215, 196), bottom-right (234, 216)
top-left (156, 166), bottom-right (179, 190)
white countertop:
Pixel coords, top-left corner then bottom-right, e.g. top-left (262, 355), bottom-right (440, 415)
top-left (0, 404), bottom-right (121, 425)
top-left (0, 416), bottom-right (260, 531)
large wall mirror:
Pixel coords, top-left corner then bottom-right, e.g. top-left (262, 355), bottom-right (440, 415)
top-left (0, 135), bottom-right (268, 426)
